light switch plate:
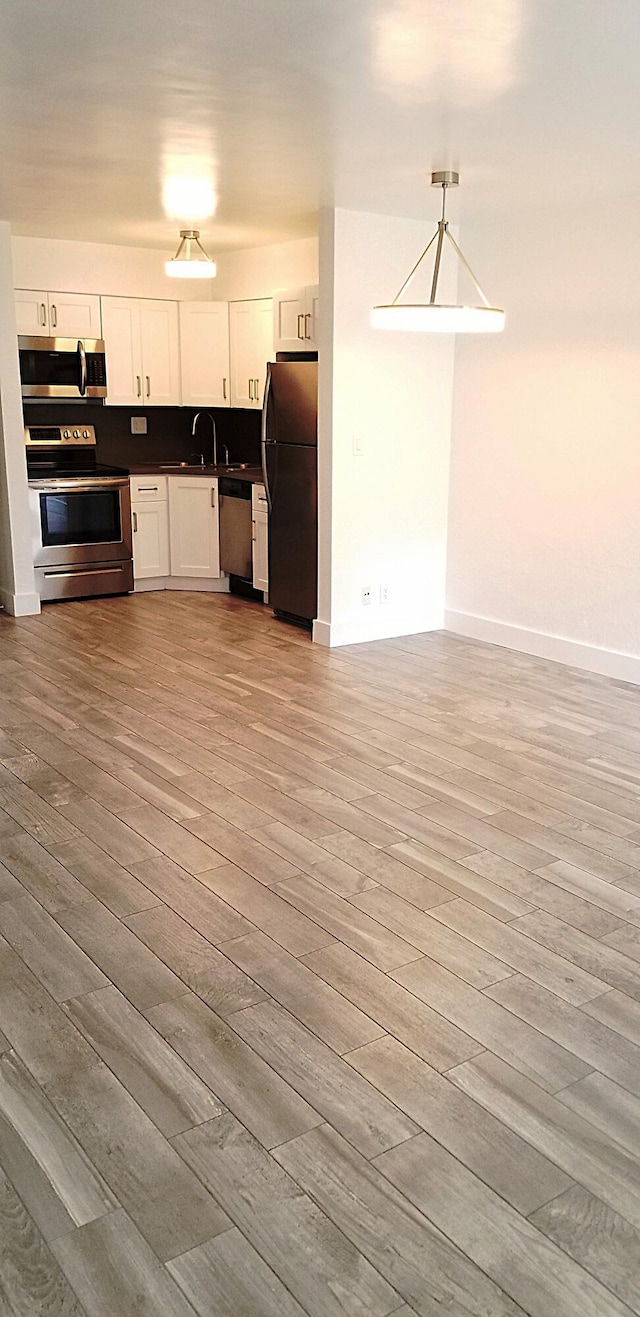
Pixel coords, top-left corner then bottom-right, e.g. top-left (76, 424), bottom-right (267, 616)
top-left (131, 417), bottom-right (147, 434)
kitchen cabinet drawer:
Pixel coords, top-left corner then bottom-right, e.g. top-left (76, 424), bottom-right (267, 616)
top-left (273, 285), bottom-right (318, 352)
top-left (252, 482), bottom-right (268, 512)
top-left (130, 475), bottom-right (168, 502)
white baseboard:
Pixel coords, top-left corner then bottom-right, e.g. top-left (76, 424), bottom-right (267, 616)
top-left (0, 588), bottom-right (41, 617)
top-left (444, 609), bottom-right (640, 685)
top-left (313, 612), bottom-right (443, 648)
top-left (134, 577), bottom-right (230, 594)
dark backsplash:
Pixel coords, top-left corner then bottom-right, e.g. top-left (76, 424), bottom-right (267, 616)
top-left (23, 403), bottom-right (262, 469)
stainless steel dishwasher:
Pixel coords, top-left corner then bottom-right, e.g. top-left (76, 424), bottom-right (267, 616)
top-left (218, 477), bottom-right (253, 579)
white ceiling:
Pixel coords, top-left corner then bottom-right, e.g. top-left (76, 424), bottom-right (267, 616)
top-left (1, 0), bottom-right (639, 252)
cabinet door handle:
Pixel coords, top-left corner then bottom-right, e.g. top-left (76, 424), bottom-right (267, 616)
top-left (304, 313), bottom-right (311, 339)
top-left (145, 375), bottom-right (150, 397)
top-left (50, 304), bottom-right (57, 328)
top-left (222, 377), bottom-right (227, 399)
top-left (297, 313), bottom-right (304, 339)
top-left (211, 487), bottom-right (216, 508)
top-left (137, 486), bottom-right (158, 492)
top-left (254, 378), bottom-right (259, 399)
top-left (40, 302), bottom-right (47, 326)
top-left (248, 378), bottom-right (253, 401)
top-left (136, 375), bottom-right (142, 397)
top-left (132, 511), bottom-right (138, 532)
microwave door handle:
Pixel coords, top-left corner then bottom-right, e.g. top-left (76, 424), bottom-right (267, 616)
top-left (78, 340), bottom-right (87, 396)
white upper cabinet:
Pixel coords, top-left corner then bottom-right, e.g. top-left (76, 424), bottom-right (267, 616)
top-left (15, 290), bottom-right (102, 339)
top-left (229, 298), bottom-right (274, 409)
top-left (101, 296), bottom-right (180, 407)
top-left (179, 302), bottom-right (230, 407)
top-left (139, 301), bottom-right (181, 406)
top-left (101, 298), bottom-right (143, 406)
top-left (15, 290), bottom-right (48, 336)
top-left (273, 285), bottom-right (319, 352)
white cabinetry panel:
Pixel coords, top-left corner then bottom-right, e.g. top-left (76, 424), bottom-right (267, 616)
top-left (168, 476), bottom-right (220, 578)
top-left (15, 290), bottom-right (49, 336)
top-left (102, 296), bottom-right (180, 406)
top-left (139, 300), bottom-right (181, 405)
top-left (102, 298), bottom-right (143, 405)
top-left (132, 502), bottom-right (170, 579)
top-left (179, 301), bottom-right (230, 407)
top-left (273, 285), bottom-right (318, 352)
top-left (48, 293), bottom-right (101, 338)
top-left (131, 476), bottom-right (169, 581)
top-left (15, 290), bottom-right (102, 339)
top-left (252, 483), bottom-right (269, 593)
top-left (229, 299), bottom-right (273, 409)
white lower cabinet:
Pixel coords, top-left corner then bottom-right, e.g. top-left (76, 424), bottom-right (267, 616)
top-left (130, 476), bottom-right (170, 580)
top-left (168, 477), bottom-right (221, 579)
top-left (132, 502), bottom-right (170, 578)
top-left (252, 483), bottom-right (269, 593)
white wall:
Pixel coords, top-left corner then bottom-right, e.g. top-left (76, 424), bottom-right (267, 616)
top-left (315, 207), bottom-right (455, 647)
top-left (12, 233), bottom-right (318, 307)
top-left (0, 224), bottom-right (39, 616)
top-left (212, 236), bottom-right (318, 301)
top-left (11, 236), bottom-right (211, 301)
top-left (446, 198), bottom-right (640, 683)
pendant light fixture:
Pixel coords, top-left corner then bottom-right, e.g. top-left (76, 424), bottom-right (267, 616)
top-left (372, 171), bottom-right (504, 333)
top-left (165, 229), bottom-right (216, 279)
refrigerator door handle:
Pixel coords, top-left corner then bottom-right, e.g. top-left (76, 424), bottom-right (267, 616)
top-left (261, 366), bottom-right (273, 512)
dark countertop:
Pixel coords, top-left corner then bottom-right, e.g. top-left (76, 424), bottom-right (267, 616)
top-left (128, 463), bottom-right (263, 484)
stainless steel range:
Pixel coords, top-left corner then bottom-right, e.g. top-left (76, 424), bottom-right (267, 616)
top-left (26, 425), bottom-right (133, 602)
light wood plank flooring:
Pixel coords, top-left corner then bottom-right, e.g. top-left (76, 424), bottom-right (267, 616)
top-left (1, 590), bottom-right (640, 1315)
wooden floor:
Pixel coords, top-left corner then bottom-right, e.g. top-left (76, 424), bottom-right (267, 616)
top-left (1, 594), bottom-right (640, 1316)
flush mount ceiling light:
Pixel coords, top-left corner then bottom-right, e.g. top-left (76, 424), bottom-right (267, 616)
top-left (372, 171), bottom-right (505, 333)
top-left (165, 229), bottom-right (216, 279)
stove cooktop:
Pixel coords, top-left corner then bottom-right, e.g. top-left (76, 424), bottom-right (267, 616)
top-left (27, 459), bottom-right (129, 479)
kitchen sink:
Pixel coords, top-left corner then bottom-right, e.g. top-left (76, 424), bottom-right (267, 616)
top-left (134, 461), bottom-right (254, 474)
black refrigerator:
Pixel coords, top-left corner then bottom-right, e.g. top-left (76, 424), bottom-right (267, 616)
top-left (261, 359), bottom-right (318, 627)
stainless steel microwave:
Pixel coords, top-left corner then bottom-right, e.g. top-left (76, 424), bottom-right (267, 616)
top-left (18, 336), bottom-right (108, 399)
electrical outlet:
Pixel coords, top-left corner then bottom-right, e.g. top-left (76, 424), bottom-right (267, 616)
top-left (361, 587), bottom-right (372, 606)
top-left (380, 584), bottom-right (390, 603)
top-left (131, 417), bottom-right (147, 435)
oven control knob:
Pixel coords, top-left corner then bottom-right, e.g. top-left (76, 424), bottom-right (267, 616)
top-left (72, 429), bottom-right (80, 438)
top-left (82, 429), bottom-right (90, 439)
top-left (62, 429), bottom-right (71, 438)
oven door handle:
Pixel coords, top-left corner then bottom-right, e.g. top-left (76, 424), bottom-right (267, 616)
top-left (29, 477), bottom-right (130, 491)
top-left (78, 340), bottom-right (87, 396)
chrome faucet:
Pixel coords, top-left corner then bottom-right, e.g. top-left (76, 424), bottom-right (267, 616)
top-left (191, 411), bottom-right (217, 468)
